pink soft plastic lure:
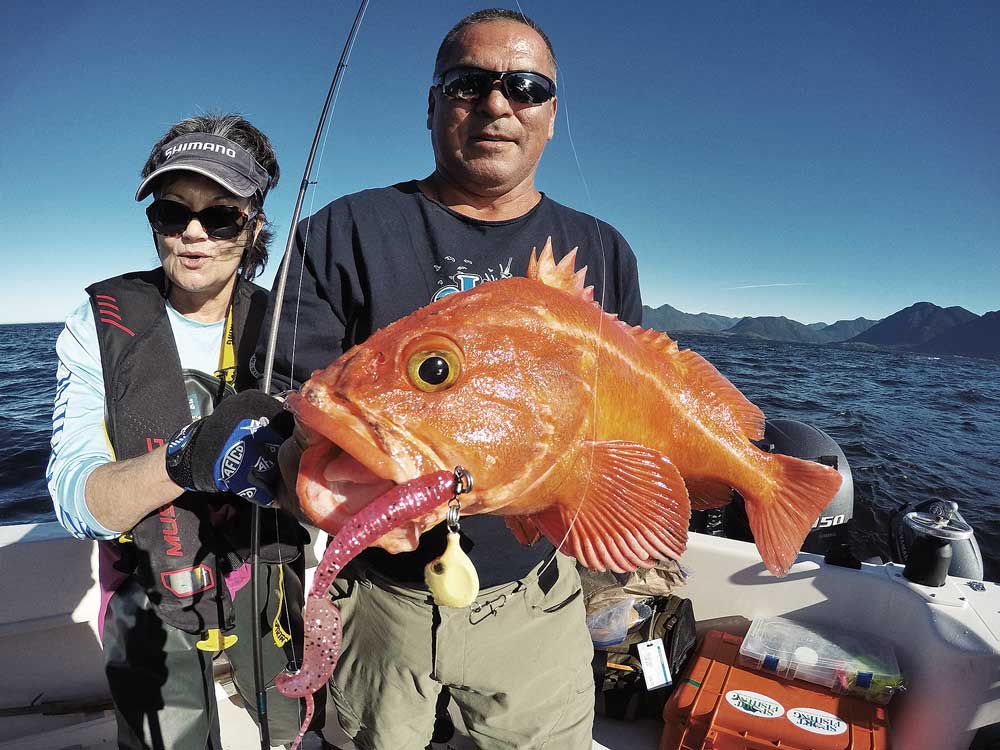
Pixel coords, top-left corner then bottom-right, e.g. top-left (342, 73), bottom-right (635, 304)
top-left (275, 469), bottom-right (456, 750)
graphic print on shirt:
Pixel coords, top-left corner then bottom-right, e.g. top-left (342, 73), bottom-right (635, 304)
top-left (431, 255), bottom-right (514, 303)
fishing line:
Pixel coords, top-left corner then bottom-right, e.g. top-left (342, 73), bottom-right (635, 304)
top-left (288, 28), bottom-right (361, 388)
top-left (514, 1), bottom-right (612, 585)
top-left (270, 20), bottom-right (367, 676)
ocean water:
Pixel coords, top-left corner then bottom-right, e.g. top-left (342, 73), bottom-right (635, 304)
top-left (677, 332), bottom-right (1000, 581)
top-left (0, 323), bottom-right (63, 525)
top-left (2, 324), bottom-right (998, 580)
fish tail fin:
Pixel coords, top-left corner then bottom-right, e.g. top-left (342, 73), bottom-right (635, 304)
top-left (741, 454), bottom-right (843, 577)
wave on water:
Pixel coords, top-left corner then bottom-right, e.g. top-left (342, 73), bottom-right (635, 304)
top-left (955, 387), bottom-right (993, 405)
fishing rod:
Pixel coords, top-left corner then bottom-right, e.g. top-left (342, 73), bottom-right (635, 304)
top-left (250, 1), bottom-right (370, 746)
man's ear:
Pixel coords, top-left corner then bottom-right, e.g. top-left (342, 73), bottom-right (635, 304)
top-left (427, 87), bottom-right (436, 130)
top-left (547, 96), bottom-right (558, 140)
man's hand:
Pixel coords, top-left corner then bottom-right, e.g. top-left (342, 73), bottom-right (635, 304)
top-left (275, 423), bottom-right (310, 519)
top-left (165, 390), bottom-right (293, 507)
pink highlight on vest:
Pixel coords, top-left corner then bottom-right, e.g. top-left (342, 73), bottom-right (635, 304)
top-left (224, 561), bottom-right (252, 600)
top-left (97, 541), bottom-right (130, 641)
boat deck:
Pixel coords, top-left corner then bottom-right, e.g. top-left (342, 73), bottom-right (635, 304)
top-left (5, 675), bottom-right (663, 750)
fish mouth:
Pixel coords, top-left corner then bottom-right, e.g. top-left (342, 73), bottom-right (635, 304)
top-left (285, 388), bottom-right (453, 550)
top-left (285, 389), bottom-right (413, 484)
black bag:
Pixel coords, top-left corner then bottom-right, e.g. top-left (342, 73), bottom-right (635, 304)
top-left (593, 595), bottom-right (697, 721)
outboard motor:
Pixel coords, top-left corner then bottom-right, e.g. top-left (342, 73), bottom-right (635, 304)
top-left (694, 419), bottom-right (855, 556)
top-left (763, 419), bottom-right (855, 554)
top-left (891, 499), bottom-right (983, 582)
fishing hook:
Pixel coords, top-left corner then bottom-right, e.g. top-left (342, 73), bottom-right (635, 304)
top-left (446, 466), bottom-right (474, 532)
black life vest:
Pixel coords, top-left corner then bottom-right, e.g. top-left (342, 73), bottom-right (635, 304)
top-left (87, 268), bottom-right (304, 635)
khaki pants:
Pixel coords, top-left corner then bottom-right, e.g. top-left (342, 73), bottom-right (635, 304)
top-left (329, 552), bottom-right (595, 749)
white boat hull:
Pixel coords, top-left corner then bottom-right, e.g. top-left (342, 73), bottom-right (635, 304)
top-left (2, 522), bottom-right (997, 749)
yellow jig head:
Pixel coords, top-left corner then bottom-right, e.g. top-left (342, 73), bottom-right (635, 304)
top-left (425, 531), bottom-right (480, 608)
top-left (424, 467), bottom-right (479, 608)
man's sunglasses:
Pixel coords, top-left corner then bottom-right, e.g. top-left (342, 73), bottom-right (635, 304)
top-left (145, 199), bottom-right (257, 241)
top-left (434, 67), bottom-right (556, 105)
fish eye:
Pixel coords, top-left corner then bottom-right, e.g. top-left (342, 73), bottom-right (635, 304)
top-left (407, 350), bottom-right (461, 392)
top-left (420, 356), bottom-right (449, 384)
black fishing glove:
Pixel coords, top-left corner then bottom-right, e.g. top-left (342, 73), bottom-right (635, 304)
top-left (165, 390), bottom-right (294, 507)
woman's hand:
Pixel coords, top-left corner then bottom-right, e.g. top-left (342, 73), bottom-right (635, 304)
top-left (164, 390), bottom-right (293, 507)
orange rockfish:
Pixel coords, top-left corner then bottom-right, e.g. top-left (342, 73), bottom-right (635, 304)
top-left (286, 240), bottom-right (842, 576)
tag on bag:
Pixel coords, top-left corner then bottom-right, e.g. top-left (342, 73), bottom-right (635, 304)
top-left (637, 638), bottom-right (672, 690)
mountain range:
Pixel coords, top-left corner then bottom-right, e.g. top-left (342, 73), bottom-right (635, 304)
top-left (641, 301), bottom-right (1000, 360)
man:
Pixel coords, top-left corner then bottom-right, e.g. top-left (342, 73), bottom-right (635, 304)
top-left (48, 113), bottom-right (324, 749)
top-left (263, 9), bottom-right (642, 749)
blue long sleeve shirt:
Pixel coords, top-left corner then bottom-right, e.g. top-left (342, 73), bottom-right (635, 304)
top-left (47, 298), bottom-right (225, 540)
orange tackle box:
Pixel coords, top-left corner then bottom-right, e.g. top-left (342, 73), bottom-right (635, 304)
top-left (660, 630), bottom-right (890, 750)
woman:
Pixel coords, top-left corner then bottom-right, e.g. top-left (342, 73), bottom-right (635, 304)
top-left (47, 113), bottom-right (322, 749)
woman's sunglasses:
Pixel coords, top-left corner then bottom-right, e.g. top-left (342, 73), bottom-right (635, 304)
top-left (145, 199), bottom-right (257, 240)
top-left (434, 67), bottom-right (556, 105)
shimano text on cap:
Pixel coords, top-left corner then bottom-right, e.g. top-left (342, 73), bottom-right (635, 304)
top-left (135, 133), bottom-right (271, 202)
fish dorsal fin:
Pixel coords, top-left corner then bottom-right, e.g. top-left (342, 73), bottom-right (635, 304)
top-left (676, 349), bottom-right (766, 441)
top-left (527, 237), bottom-right (595, 303)
top-left (527, 441), bottom-right (690, 573)
top-left (634, 326), bottom-right (680, 355)
top-left (628, 324), bottom-right (763, 440)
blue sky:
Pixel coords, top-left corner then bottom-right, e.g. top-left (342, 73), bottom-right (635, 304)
top-left (2, 1), bottom-right (997, 325)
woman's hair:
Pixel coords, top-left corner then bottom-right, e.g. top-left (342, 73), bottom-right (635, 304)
top-left (141, 113), bottom-right (281, 280)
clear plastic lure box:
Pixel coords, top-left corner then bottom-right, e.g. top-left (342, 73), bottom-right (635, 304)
top-left (738, 616), bottom-right (904, 704)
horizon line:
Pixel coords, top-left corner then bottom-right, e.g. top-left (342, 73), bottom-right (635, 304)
top-left (2, 299), bottom-right (996, 328)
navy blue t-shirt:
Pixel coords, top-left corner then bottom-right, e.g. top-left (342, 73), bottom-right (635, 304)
top-left (259, 180), bottom-right (643, 585)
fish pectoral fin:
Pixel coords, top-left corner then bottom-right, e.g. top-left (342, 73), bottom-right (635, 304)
top-left (742, 453), bottom-right (843, 577)
top-left (676, 349), bottom-right (766, 441)
top-left (529, 441), bottom-right (690, 573)
top-left (505, 515), bottom-right (542, 546)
